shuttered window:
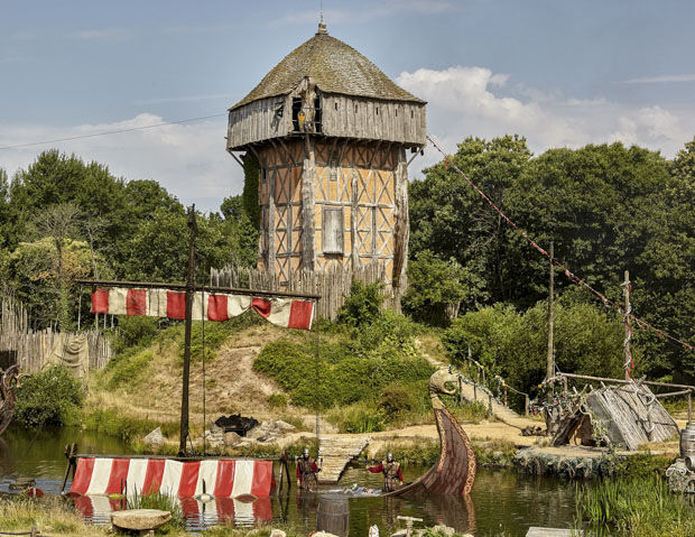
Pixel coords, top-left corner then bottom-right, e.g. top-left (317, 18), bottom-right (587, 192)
top-left (322, 207), bottom-right (344, 255)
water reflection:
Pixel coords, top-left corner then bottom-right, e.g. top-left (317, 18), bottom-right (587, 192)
top-left (0, 428), bottom-right (578, 537)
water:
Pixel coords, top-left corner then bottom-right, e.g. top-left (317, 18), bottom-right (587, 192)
top-left (0, 427), bottom-right (578, 536)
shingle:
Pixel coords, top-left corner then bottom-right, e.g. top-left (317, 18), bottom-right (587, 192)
top-left (230, 28), bottom-right (424, 110)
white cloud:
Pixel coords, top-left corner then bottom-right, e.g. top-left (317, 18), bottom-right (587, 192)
top-left (396, 65), bottom-right (694, 174)
top-left (0, 114), bottom-right (242, 212)
top-left (623, 74), bottom-right (695, 84)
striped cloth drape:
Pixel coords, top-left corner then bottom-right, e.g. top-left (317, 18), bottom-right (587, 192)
top-left (90, 287), bottom-right (314, 330)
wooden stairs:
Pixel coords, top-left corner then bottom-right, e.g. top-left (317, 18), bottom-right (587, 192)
top-left (318, 435), bottom-right (370, 483)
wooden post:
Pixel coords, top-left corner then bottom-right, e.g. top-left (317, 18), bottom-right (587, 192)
top-left (546, 241), bottom-right (555, 381)
top-left (623, 270), bottom-right (632, 381)
top-left (179, 206), bottom-right (197, 456)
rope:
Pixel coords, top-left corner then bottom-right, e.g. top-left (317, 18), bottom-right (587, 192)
top-left (427, 134), bottom-right (694, 353)
top-left (622, 278), bottom-right (634, 377)
top-left (201, 290), bottom-right (206, 457)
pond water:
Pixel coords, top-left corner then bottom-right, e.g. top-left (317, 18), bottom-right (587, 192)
top-left (0, 427), bottom-right (578, 537)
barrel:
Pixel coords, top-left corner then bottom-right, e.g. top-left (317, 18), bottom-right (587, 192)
top-left (680, 422), bottom-right (695, 470)
top-left (317, 496), bottom-right (350, 537)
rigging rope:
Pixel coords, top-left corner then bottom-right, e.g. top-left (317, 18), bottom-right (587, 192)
top-left (427, 134), bottom-right (694, 354)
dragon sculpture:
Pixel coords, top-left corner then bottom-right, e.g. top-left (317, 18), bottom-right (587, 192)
top-left (0, 365), bottom-right (20, 436)
top-left (385, 368), bottom-right (477, 497)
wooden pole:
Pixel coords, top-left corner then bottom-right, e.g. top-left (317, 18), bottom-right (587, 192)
top-left (546, 242), bottom-right (555, 380)
top-left (623, 270), bottom-right (632, 381)
top-left (179, 206), bottom-right (197, 456)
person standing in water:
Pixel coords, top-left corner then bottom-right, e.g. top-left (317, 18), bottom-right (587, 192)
top-left (297, 448), bottom-right (320, 491)
top-left (367, 452), bottom-right (403, 492)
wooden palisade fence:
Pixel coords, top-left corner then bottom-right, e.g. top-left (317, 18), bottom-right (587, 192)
top-left (211, 261), bottom-right (402, 320)
top-left (0, 290), bottom-right (112, 374)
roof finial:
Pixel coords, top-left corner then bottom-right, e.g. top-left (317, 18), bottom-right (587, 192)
top-left (317, 0), bottom-right (327, 34)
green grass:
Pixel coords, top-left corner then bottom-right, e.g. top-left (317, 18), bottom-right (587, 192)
top-left (576, 476), bottom-right (695, 536)
top-left (83, 407), bottom-right (178, 443)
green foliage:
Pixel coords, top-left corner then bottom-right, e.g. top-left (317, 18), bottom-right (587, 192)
top-left (83, 407), bottom-right (178, 443)
top-left (576, 476), bottom-right (695, 536)
top-left (403, 249), bottom-right (478, 325)
top-left (178, 313), bottom-right (261, 363)
top-left (378, 382), bottom-right (417, 415)
top-left (241, 154), bottom-right (261, 230)
top-left (111, 316), bottom-right (160, 353)
top-left (127, 491), bottom-right (184, 529)
top-left (15, 365), bottom-right (85, 428)
top-left (337, 280), bottom-right (385, 328)
top-left (411, 136), bottom-right (694, 384)
top-left (255, 307), bottom-right (434, 411)
top-left (369, 440), bottom-right (441, 466)
top-left (443, 299), bottom-right (624, 396)
top-left (104, 348), bottom-right (155, 390)
top-left (267, 393), bottom-right (288, 409)
top-left (329, 403), bottom-right (387, 433)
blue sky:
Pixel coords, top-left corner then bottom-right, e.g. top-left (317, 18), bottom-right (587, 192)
top-left (2, 0), bottom-right (694, 210)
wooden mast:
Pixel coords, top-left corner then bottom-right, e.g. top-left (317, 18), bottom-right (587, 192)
top-left (546, 241), bottom-right (555, 380)
top-left (179, 206), bottom-right (197, 455)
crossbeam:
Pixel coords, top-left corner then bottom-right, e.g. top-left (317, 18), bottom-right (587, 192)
top-left (75, 278), bottom-right (321, 301)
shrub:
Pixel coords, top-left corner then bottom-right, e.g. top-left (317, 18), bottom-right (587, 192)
top-left (328, 403), bottom-right (386, 433)
top-left (378, 383), bottom-right (417, 415)
top-left (267, 393), bottom-right (288, 409)
top-left (104, 348), bottom-right (154, 390)
top-left (110, 316), bottom-right (159, 353)
top-left (337, 281), bottom-right (384, 328)
top-left (15, 365), bottom-right (84, 428)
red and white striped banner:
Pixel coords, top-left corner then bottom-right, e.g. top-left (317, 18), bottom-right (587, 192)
top-left (90, 287), bottom-right (314, 330)
top-left (68, 457), bottom-right (274, 499)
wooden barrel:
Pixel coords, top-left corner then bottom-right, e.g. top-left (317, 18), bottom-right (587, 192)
top-left (316, 496), bottom-right (350, 537)
top-left (680, 422), bottom-right (695, 458)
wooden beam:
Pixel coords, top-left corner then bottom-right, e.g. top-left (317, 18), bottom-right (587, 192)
top-left (75, 279), bottom-right (320, 300)
top-left (226, 149), bottom-right (245, 169)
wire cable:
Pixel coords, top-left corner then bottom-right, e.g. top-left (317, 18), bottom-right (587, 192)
top-left (427, 134), bottom-right (694, 353)
top-left (0, 113), bottom-right (226, 151)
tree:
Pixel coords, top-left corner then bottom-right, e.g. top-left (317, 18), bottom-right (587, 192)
top-left (402, 249), bottom-right (484, 325)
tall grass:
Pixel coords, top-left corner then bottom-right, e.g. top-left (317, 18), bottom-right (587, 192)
top-left (576, 476), bottom-right (695, 536)
top-left (127, 490), bottom-right (184, 529)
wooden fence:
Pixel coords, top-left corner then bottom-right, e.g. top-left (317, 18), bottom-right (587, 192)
top-left (210, 262), bottom-right (403, 320)
top-left (0, 291), bottom-right (112, 373)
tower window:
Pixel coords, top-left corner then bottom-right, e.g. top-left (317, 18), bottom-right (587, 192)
top-left (292, 97), bottom-right (302, 131)
top-left (322, 207), bottom-right (344, 255)
top-left (354, 104), bottom-right (358, 113)
top-left (334, 102), bottom-right (338, 111)
top-left (376, 107), bottom-right (379, 115)
top-left (411, 110), bottom-right (414, 119)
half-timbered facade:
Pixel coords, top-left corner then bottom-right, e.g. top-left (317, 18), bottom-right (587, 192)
top-left (226, 22), bottom-right (426, 289)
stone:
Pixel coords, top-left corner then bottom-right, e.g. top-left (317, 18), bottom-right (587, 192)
top-left (209, 421), bottom-right (224, 434)
top-left (270, 529), bottom-right (287, 537)
top-left (205, 429), bottom-right (224, 448)
top-left (274, 419), bottom-right (297, 432)
top-left (430, 525), bottom-right (456, 537)
top-left (111, 509), bottom-right (171, 532)
top-left (143, 427), bottom-right (164, 448)
top-left (310, 532), bottom-right (341, 537)
top-left (224, 431), bottom-right (242, 446)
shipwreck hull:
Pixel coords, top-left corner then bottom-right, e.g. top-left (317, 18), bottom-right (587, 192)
top-left (385, 404), bottom-right (477, 497)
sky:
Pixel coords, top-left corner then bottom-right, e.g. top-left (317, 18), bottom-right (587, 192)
top-left (1, 0), bottom-right (694, 211)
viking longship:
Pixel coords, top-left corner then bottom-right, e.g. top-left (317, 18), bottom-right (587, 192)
top-left (386, 369), bottom-right (477, 497)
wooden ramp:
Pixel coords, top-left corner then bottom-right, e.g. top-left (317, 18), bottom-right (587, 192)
top-left (459, 376), bottom-right (534, 430)
top-left (318, 435), bottom-right (370, 483)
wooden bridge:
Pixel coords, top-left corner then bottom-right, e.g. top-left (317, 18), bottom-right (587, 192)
top-left (318, 435), bottom-right (370, 483)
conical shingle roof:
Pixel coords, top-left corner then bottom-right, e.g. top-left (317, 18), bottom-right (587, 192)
top-left (230, 25), bottom-right (424, 110)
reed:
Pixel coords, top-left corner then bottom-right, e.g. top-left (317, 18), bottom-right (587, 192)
top-left (576, 476), bottom-right (695, 536)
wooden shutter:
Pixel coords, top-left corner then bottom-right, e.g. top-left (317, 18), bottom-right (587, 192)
top-left (322, 207), bottom-right (344, 255)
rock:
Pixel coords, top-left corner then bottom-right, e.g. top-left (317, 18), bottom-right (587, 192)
top-left (209, 421), bottom-right (224, 435)
top-left (274, 420), bottom-right (297, 432)
top-left (111, 508), bottom-right (171, 532)
top-left (430, 525), bottom-right (456, 537)
top-left (205, 429), bottom-right (224, 448)
top-left (270, 529), bottom-right (287, 537)
top-left (310, 532), bottom-right (341, 537)
top-left (143, 427), bottom-right (164, 448)
top-left (224, 432), bottom-right (242, 446)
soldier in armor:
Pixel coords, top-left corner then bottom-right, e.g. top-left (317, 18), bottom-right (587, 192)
top-left (367, 452), bottom-right (403, 492)
top-left (297, 448), bottom-right (320, 491)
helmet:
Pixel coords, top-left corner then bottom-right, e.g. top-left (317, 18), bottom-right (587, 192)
top-left (303, 448), bottom-right (310, 458)
top-left (387, 452), bottom-right (394, 462)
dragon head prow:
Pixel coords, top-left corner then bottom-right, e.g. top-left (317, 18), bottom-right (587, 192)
top-left (429, 367), bottom-right (459, 397)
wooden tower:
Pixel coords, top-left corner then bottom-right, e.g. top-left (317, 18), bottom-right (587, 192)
top-left (226, 22), bottom-right (426, 291)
